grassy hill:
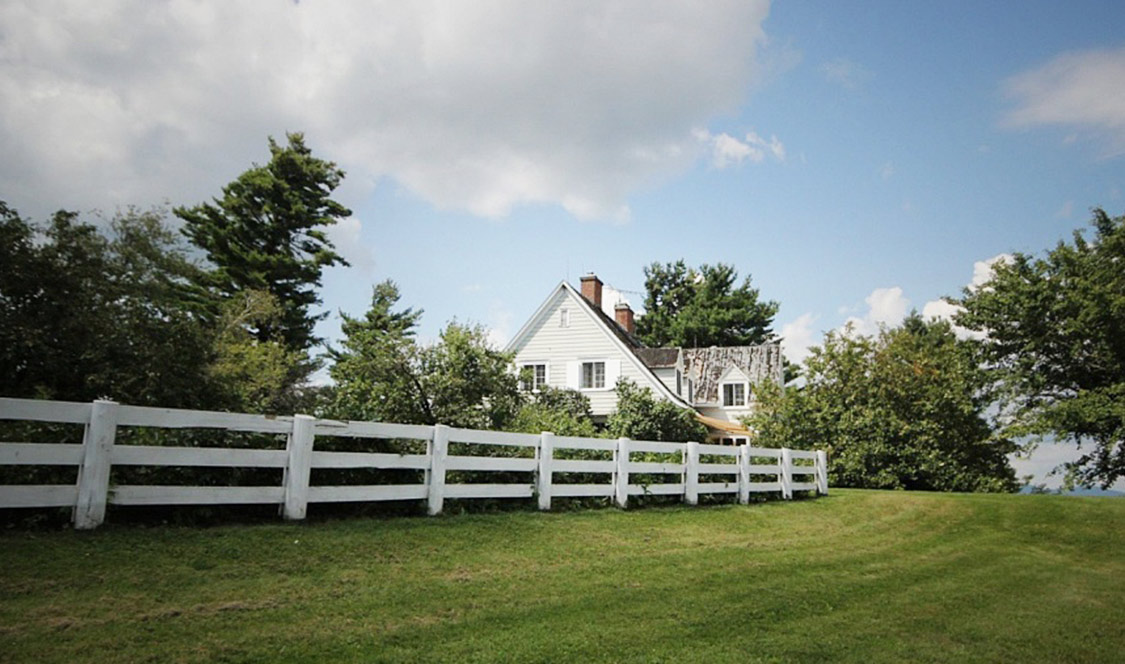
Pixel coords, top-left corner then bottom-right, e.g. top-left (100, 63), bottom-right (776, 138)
top-left (1, 490), bottom-right (1123, 663)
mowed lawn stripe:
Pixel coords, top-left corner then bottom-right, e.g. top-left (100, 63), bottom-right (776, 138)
top-left (1, 490), bottom-right (1122, 663)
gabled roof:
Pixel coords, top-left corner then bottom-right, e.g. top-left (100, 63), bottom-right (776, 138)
top-left (634, 347), bottom-right (681, 369)
top-left (506, 281), bottom-right (692, 409)
top-left (683, 345), bottom-right (783, 405)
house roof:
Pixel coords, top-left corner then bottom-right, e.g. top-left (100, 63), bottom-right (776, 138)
top-left (634, 347), bottom-right (681, 369)
top-left (682, 345), bottom-right (783, 405)
top-left (695, 413), bottom-right (751, 436)
top-left (505, 281), bottom-right (692, 410)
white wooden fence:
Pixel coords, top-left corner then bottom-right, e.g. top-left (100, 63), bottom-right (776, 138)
top-left (0, 397), bottom-right (828, 529)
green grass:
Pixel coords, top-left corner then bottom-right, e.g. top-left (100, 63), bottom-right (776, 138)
top-left (1, 490), bottom-right (1123, 663)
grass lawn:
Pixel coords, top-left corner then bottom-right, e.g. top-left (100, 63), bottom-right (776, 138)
top-left (1, 489), bottom-right (1123, 663)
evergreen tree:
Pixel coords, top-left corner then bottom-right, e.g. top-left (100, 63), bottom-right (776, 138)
top-left (635, 260), bottom-right (778, 347)
top-left (176, 132), bottom-right (350, 354)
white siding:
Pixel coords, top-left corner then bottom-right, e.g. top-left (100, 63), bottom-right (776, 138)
top-left (653, 367), bottom-right (678, 396)
top-left (510, 288), bottom-right (671, 417)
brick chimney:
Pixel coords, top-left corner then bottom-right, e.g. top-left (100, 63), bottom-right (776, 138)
top-left (615, 302), bottom-right (635, 334)
top-left (580, 273), bottom-right (602, 309)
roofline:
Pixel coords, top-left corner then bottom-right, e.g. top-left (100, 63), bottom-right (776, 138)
top-left (504, 280), bottom-right (569, 354)
top-left (505, 280), bottom-right (693, 410)
top-left (560, 282), bottom-right (693, 409)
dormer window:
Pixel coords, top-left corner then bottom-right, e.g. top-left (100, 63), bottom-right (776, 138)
top-left (722, 382), bottom-right (747, 408)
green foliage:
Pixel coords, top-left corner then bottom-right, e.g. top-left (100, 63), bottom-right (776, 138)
top-left (606, 379), bottom-right (708, 442)
top-left (421, 323), bottom-right (523, 430)
top-left (176, 132), bottom-right (350, 355)
top-left (0, 203), bottom-right (217, 408)
top-left (328, 283), bottom-right (522, 429)
top-left (327, 281), bottom-right (425, 423)
top-left (635, 260), bottom-right (778, 347)
top-left (510, 386), bottom-right (597, 437)
top-left (954, 209), bottom-right (1125, 488)
top-left (746, 315), bottom-right (1018, 492)
top-left (208, 290), bottom-right (309, 414)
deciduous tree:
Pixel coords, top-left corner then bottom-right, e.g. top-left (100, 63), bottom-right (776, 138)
top-left (745, 315), bottom-right (1018, 492)
top-left (954, 209), bottom-right (1125, 487)
top-left (607, 379), bottom-right (708, 442)
top-left (0, 203), bottom-right (217, 407)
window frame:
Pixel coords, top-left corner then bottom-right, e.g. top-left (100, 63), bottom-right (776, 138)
top-left (519, 362), bottom-right (548, 392)
top-left (721, 381), bottom-right (748, 408)
top-left (580, 360), bottom-right (606, 390)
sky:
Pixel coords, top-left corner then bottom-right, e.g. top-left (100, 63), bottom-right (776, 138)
top-left (3, 1), bottom-right (1124, 489)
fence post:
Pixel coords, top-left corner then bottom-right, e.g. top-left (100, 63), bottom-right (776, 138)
top-left (738, 444), bottom-right (751, 505)
top-left (780, 447), bottom-right (793, 500)
top-left (282, 414), bottom-right (315, 520)
top-left (538, 432), bottom-right (554, 511)
top-left (73, 399), bottom-right (118, 530)
top-left (684, 441), bottom-right (699, 506)
top-left (427, 424), bottom-right (449, 516)
top-left (614, 437), bottom-right (630, 509)
top-left (816, 449), bottom-right (829, 495)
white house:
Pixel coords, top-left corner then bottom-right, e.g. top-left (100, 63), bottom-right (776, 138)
top-left (505, 274), bottom-right (784, 443)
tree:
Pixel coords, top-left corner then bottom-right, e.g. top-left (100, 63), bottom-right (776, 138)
top-left (745, 315), bottom-right (1018, 493)
top-left (954, 209), bottom-right (1125, 487)
top-left (327, 280), bottom-right (425, 424)
top-left (208, 290), bottom-right (309, 414)
top-left (510, 386), bottom-right (597, 437)
top-left (0, 203), bottom-right (218, 408)
top-left (176, 133), bottom-right (350, 355)
top-left (635, 261), bottom-right (778, 348)
top-left (328, 283), bottom-right (522, 429)
top-left (606, 379), bottom-right (708, 442)
top-left (420, 323), bottom-right (524, 430)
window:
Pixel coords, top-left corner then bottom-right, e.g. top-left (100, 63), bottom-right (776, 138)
top-left (676, 370), bottom-right (682, 396)
top-left (722, 382), bottom-right (747, 407)
top-left (520, 363), bottom-right (547, 392)
top-left (687, 379), bottom-right (694, 403)
top-left (559, 308), bottom-right (569, 328)
top-left (581, 361), bottom-right (605, 389)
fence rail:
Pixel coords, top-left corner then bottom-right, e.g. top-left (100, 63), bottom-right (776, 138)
top-left (0, 398), bottom-right (828, 529)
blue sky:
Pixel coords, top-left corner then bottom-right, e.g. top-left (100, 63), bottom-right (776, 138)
top-left (3, 1), bottom-right (1123, 488)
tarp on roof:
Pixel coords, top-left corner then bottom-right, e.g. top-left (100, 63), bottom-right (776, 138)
top-left (694, 413), bottom-right (751, 435)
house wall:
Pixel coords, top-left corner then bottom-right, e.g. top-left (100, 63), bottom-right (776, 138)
top-left (652, 367), bottom-right (678, 396)
top-left (511, 288), bottom-right (671, 417)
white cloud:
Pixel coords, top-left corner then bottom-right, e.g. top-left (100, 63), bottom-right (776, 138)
top-left (842, 286), bottom-right (910, 337)
top-left (780, 312), bottom-right (817, 365)
top-left (323, 216), bottom-right (374, 275)
top-left (0, 1), bottom-right (773, 222)
top-left (921, 253), bottom-right (1013, 339)
top-left (970, 253), bottom-right (1013, 289)
top-left (696, 128), bottom-right (786, 169)
top-left (1002, 46), bottom-right (1125, 155)
top-left (821, 57), bottom-right (873, 90)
